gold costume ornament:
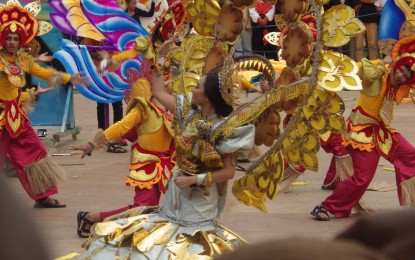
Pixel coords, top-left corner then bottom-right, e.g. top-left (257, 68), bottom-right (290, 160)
top-left (186, 0), bottom-right (221, 36)
top-left (321, 5), bottom-right (365, 48)
top-left (217, 48), bottom-right (240, 106)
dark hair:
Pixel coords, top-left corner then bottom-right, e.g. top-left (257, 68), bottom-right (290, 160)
top-left (203, 73), bottom-right (233, 117)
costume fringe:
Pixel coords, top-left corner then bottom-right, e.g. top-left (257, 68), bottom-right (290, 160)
top-left (24, 157), bottom-right (66, 195)
top-left (401, 177), bottom-right (415, 207)
top-left (47, 70), bottom-right (64, 89)
top-left (91, 129), bottom-right (109, 149)
top-left (278, 166), bottom-right (301, 194)
top-left (22, 92), bottom-right (35, 113)
top-left (326, 155), bottom-right (354, 187)
top-left (327, 155), bottom-right (370, 214)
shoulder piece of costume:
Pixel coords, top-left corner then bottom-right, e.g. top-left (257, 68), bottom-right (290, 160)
top-left (359, 58), bottom-right (386, 97)
top-left (215, 124), bottom-right (255, 156)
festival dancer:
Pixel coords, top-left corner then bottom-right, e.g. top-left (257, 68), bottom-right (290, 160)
top-left (77, 49), bottom-right (255, 258)
top-left (71, 70), bottom-right (175, 237)
top-left (311, 36), bottom-right (415, 221)
top-left (0, 5), bottom-right (87, 208)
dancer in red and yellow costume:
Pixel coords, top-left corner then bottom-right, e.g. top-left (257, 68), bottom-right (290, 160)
top-left (0, 6), bottom-right (86, 208)
top-left (312, 36), bottom-right (415, 220)
top-left (71, 61), bottom-right (175, 237)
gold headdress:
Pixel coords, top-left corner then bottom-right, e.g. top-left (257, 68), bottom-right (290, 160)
top-left (217, 48), bottom-right (239, 106)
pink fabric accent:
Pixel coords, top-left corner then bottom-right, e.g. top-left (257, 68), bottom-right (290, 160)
top-left (322, 133), bottom-right (415, 217)
top-left (388, 133), bottom-right (415, 204)
top-left (321, 133), bottom-right (348, 157)
top-left (0, 118), bottom-right (58, 200)
top-left (99, 185), bottom-right (161, 221)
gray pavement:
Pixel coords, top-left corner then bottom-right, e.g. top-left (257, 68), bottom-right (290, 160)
top-left (5, 90), bottom-right (414, 258)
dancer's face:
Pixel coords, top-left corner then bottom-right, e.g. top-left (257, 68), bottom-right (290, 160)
top-left (391, 65), bottom-right (413, 85)
top-left (191, 76), bottom-right (208, 106)
top-left (4, 33), bottom-right (20, 55)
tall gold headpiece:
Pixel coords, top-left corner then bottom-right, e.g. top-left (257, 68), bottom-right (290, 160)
top-left (218, 48), bottom-right (239, 106)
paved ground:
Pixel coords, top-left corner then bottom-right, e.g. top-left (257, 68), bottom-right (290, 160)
top-left (5, 90), bottom-right (415, 259)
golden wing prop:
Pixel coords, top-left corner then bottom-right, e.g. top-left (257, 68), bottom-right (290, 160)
top-left (232, 150), bottom-right (284, 212)
top-left (170, 35), bottom-right (228, 95)
top-left (318, 50), bottom-right (362, 91)
top-left (321, 5), bottom-right (365, 48)
top-left (283, 119), bottom-right (320, 171)
top-left (302, 88), bottom-right (346, 133)
top-left (187, 0), bottom-right (221, 36)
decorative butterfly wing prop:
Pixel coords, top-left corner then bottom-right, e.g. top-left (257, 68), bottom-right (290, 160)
top-left (48, 0), bottom-right (148, 103)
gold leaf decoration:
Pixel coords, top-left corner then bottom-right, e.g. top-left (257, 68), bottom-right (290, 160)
top-left (282, 121), bottom-right (319, 171)
top-left (232, 150), bottom-right (284, 212)
top-left (166, 230), bottom-right (236, 259)
top-left (302, 88), bottom-right (345, 133)
top-left (322, 5), bottom-right (365, 48)
top-left (186, 0), bottom-right (221, 36)
top-left (317, 50), bottom-right (362, 91)
top-left (37, 21), bottom-right (53, 36)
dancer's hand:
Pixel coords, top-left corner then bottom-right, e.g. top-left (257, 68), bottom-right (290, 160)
top-left (174, 175), bottom-right (196, 189)
top-left (68, 143), bottom-right (93, 159)
top-left (259, 77), bottom-right (270, 93)
top-left (157, 36), bottom-right (180, 57)
top-left (70, 72), bottom-right (88, 87)
top-left (33, 82), bottom-right (55, 96)
top-left (36, 52), bottom-right (54, 63)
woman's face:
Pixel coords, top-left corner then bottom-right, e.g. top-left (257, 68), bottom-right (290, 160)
top-left (191, 76), bottom-right (208, 106)
top-left (127, 0), bottom-right (136, 11)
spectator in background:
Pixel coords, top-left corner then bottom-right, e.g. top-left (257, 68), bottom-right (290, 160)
top-left (249, 0), bottom-right (278, 60)
top-left (324, 0), bottom-right (361, 59)
top-left (83, 37), bottom-right (128, 153)
top-left (235, 8), bottom-right (252, 57)
top-left (354, 0), bottom-right (379, 61)
top-left (125, 0), bottom-right (155, 25)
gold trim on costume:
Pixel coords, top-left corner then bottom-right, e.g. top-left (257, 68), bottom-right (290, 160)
top-left (129, 167), bottom-right (159, 182)
top-left (131, 149), bottom-right (161, 164)
top-left (349, 110), bottom-right (379, 126)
